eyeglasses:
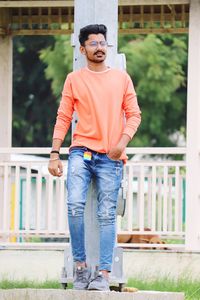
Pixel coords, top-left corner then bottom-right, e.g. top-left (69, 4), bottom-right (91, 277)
top-left (85, 41), bottom-right (108, 48)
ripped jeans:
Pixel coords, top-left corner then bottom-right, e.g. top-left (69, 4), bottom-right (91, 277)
top-left (66, 147), bottom-right (123, 272)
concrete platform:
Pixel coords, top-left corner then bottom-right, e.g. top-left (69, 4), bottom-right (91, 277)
top-left (0, 289), bottom-right (184, 300)
top-left (0, 249), bottom-right (200, 281)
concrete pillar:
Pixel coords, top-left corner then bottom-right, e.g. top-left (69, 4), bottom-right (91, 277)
top-left (72, 0), bottom-right (119, 272)
top-left (0, 14), bottom-right (12, 238)
top-left (0, 35), bottom-right (12, 152)
top-left (0, 7), bottom-right (12, 154)
top-left (185, 0), bottom-right (200, 251)
top-left (73, 0), bottom-right (118, 70)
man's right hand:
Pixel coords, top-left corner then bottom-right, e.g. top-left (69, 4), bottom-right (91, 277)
top-left (48, 159), bottom-right (63, 177)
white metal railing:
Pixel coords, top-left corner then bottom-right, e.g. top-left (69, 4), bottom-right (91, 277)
top-left (0, 147), bottom-right (186, 249)
top-left (118, 161), bottom-right (185, 234)
top-left (0, 161), bottom-right (69, 238)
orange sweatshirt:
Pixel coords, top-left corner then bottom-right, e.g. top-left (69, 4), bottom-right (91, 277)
top-left (53, 67), bottom-right (141, 161)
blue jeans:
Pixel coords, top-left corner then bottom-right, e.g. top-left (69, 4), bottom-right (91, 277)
top-left (66, 147), bottom-right (123, 272)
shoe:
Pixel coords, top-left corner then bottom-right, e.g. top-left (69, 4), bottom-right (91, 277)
top-left (73, 266), bottom-right (91, 290)
top-left (87, 271), bottom-right (110, 291)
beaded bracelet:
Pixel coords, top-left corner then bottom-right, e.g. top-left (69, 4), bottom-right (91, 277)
top-left (49, 157), bottom-right (60, 162)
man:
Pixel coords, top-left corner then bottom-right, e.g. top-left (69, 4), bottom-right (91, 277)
top-left (48, 24), bottom-right (141, 291)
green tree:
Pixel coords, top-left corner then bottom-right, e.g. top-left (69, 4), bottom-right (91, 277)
top-left (119, 34), bottom-right (187, 147)
top-left (40, 35), bottom-right (73, 98)
top-left (39, 35), bottom-right (73, 145)
top-left (13, 34), bottom-right (187, 148)
top-left (13, 36), bottom-right (58, 147)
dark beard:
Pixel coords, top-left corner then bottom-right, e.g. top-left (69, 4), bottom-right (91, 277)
top-left (87, 56), bottom-right (105, 63)
top-left (85, 49), bottom-right (106, 63)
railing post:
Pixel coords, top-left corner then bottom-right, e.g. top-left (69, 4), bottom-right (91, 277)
top-left (185, 0), bottom-right (200, 251)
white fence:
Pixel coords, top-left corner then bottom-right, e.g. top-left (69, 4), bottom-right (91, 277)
top-left (0, 147), bottom-right (186, 249)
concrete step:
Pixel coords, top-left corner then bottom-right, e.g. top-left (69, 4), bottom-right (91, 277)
top-left (0, 289), bottom-right (184, 300)
top-left (1, 249), bottom-right (200, 282)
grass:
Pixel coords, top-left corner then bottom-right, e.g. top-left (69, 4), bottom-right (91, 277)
top-left (127, 277), bottom-right (200, 300)
top-left (0, 278), bottom-right (200, 300)
top-left (0, 279), bottom-right (72, 290)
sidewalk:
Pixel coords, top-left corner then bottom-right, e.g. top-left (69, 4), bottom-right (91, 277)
top-left (0, 289), bottom-right (184, 300)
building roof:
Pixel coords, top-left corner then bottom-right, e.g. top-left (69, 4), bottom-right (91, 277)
top-left (0, 0), bottom-right (189, 36)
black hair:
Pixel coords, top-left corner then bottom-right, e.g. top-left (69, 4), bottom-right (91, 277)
top-left (79, 24), bottom-right (107, 46)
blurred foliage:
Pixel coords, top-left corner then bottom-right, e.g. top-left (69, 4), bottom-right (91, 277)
top-left (119, 34), bottom-right (187, 147)
top-left (39, 35), bottom-right (73, 98)
top-left (13, 35), bottom-right (73, 147)
top-left (13, 36), bottom-right (57, 147)
top-left (13, 34), bottom-right (187, 147)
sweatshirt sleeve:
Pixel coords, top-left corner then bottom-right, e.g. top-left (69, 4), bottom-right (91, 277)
top-left (53, 75), bottom-right (75, 141)
top-left (122, 74), bottom-right (141, 139)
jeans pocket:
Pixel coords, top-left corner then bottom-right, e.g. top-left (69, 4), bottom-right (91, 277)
top-left (69, 146), bottom-right (85, 154)
top-left (105, 153), bottom-right (120, 162)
